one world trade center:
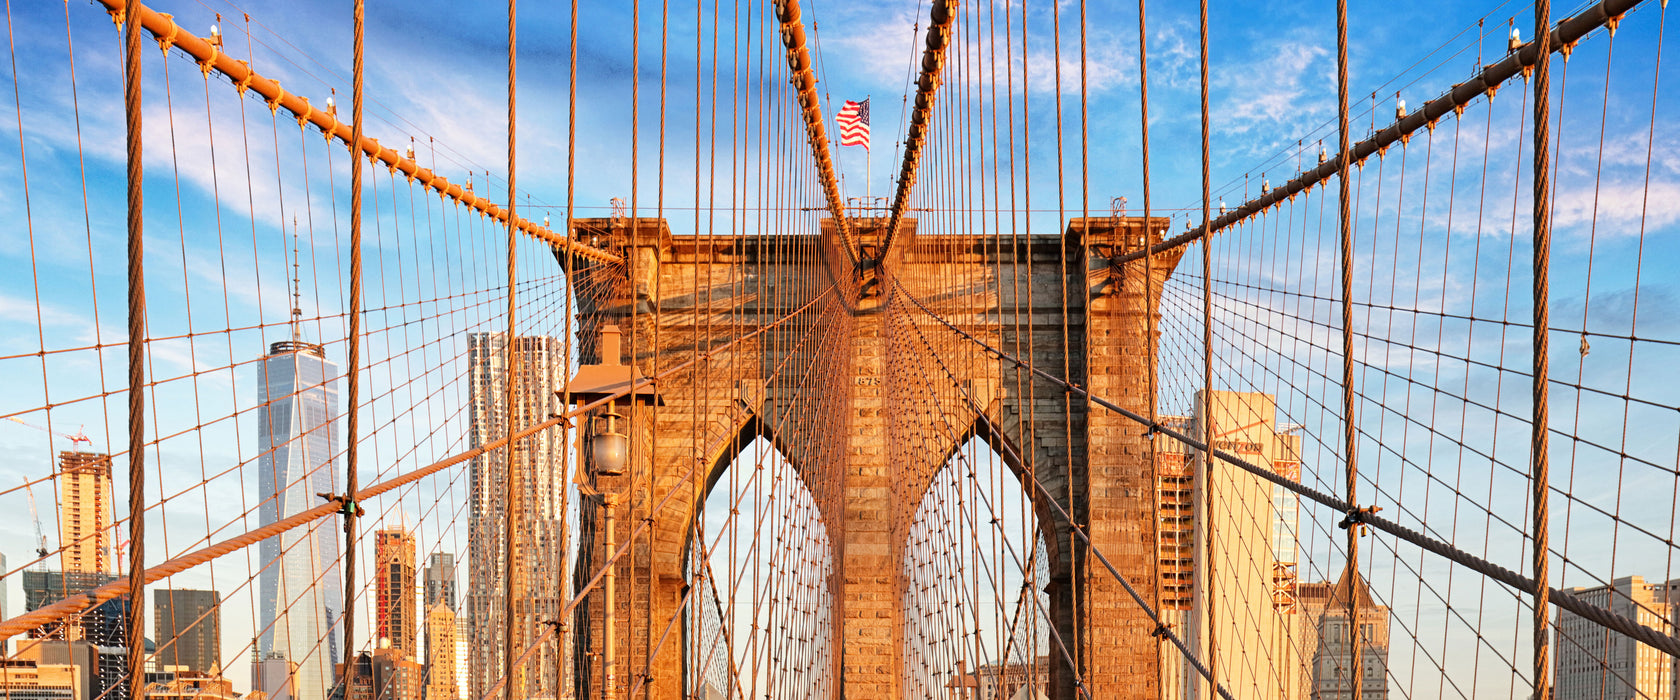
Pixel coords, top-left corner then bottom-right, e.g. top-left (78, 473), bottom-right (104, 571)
top-left (255, 332), bottom-right (343, 700)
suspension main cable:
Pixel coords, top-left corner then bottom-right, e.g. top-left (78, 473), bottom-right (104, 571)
top-left (88, 0), bottom-right (619, 265)
top-left (1111, 0), bottom-right (1646, 266)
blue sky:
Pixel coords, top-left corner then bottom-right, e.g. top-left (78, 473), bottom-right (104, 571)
top-left (1, 0), bottom-right (1678, 696)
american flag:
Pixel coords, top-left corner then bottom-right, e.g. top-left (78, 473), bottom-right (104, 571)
top-left (837, 98), bottom-right (870, 148)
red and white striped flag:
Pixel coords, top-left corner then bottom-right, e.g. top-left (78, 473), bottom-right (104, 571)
top-left (837, 98), bottom-right (870, 149)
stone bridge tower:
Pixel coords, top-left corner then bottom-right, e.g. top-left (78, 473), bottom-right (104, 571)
top-left (560, 214), bottom-right (1182, 700)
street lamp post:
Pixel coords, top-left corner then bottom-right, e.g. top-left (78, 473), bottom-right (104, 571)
top-left (564, 323), bottom-right (660, 699)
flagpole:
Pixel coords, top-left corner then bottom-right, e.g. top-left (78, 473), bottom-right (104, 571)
top-left (866, 95), bottom-right (872, 205)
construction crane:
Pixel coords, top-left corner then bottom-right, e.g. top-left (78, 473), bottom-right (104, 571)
top-left (5, 416), bottom-right (91, 570)
top-left (24, 479), bottom-right (49, 564)
top-left (5, 416), bottom-right (94, 450)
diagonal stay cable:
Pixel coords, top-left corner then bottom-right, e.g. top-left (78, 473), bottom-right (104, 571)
top-left (0, 285), bottom-right (836, 643)
top-left (894, 278), bottom-right (1680, 661)
top-left (482, 291), bottom-right (845, 698)
top-left (624, 295), bottom-right (849, 699)
top-left (889, 286), bottom-right (1239, 700)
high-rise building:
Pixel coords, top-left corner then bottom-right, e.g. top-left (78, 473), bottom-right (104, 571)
top-left (1553, 575), bottom-right (1680, 700)
top-left (1159, 390), bottom-right (1304, 700)
top-left (56, 451), bottom-right (114, 575)
top-left (423, 553), bottom-right (455, 611)
top-left (423, 603), bottom-right (458, 700)
top-left (22, 570), bottom-right (130, 700)
top-left (465, 333), bottom-right (567, 700)
top-left (154, 589), bottom-right (221, 675)
top-left (255, 338), bottom-right (344, 700)
top-left (375, 528), bottom-right (418, 655)
top-left (1298, 563), bottom-right (1391, 700)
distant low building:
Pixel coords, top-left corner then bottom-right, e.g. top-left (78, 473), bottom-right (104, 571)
top-left (141, 672), bottom-right (240, 699)
top-left (252, 655), bottom-right (298, 700)
top-left (944, 657), bottom-right (1048, 700)
top-left (0, 656), bottom-right (85, 699)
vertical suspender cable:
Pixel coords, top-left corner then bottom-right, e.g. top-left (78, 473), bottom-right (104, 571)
top-left (343, 0), bottom-right (366, 677)
top-left (121, 3), bottom-right (147, 699)
top-left (1196, 0), bottom-right (1217, 695)
top-left (1134, 5), bottom-right (1164, 684)
top-left (1334, 0), bottom-right (1363, 696)
top-left (1531, 0), bottom-right (1555, 696)
top-left (501, 0), bottom-right (521, 696)
top-left (555, 0), bottom-right (581, 692)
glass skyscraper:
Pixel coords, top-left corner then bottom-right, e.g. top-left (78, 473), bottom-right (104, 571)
top-left (256, 339), bottom-right (343, 700)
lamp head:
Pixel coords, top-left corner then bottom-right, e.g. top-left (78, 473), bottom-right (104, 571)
top-left (591, 409), bottom-right (629, 476)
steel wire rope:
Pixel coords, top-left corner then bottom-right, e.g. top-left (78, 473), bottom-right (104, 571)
top-left (1048, 266), bottom-right (1512, 691)
top-left (1163, 267), bottom-right (1680, 521)
top-left (1109, 0), bottom-right (1646, 270)
top-left (479, 286), bottom-right (842, 697)
top-left (900, 276), bottom-right (1680, 661)
top-left (1154, 216), bottom-right (1537, 698)
top-left (117, 2), bottom-right (150, 696)
top-left (887, 332), bottom-right (1091, 698)
top-left (0, 281), bottom-right (835, 642)
top-left (888, 287), bottom-right (1239, 700)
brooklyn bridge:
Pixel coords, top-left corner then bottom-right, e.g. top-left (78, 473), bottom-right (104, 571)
top-left (0, 0), bottom-right (1674, 698)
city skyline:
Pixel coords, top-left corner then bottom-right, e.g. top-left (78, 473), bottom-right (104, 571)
top-left (0, 0), bottom-right (1674, 698)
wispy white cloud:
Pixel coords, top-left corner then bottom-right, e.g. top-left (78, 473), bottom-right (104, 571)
top-left (824, 1), bottom-right (1144, 99)
top-left (1553, 179), bottom-right (1680, 234)
top-left (1215, 39), bottom-right (1330, 142)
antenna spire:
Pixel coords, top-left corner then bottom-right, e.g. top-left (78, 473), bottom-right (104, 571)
top-left (291, 216), bottom-right (303, 341)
